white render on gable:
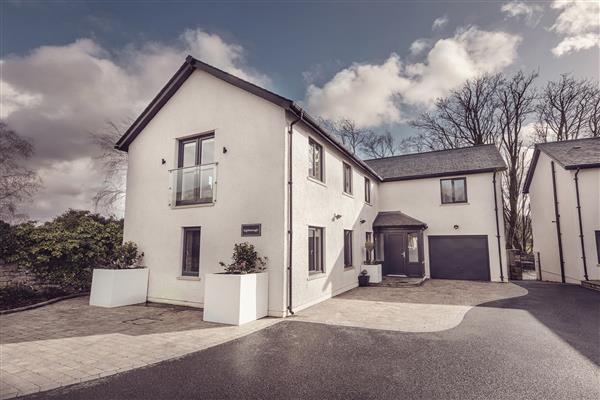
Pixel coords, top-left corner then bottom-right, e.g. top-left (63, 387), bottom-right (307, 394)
top-left (527, 151), bottom-right (599, 284)
top-left (122, 61), bottom-right (510, 317)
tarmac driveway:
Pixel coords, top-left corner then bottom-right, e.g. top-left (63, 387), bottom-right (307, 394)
top-left (16, 280), bottom-right (600, 400)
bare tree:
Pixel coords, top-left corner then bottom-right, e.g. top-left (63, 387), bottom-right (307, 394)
top-left (0, 121), bottom-right (40, 221)
top-left (362, 131), bottom-right (398, 158)
top-left (90, 119), bottom-right (130, 212)
top-left (410, 74), bottom-right (503, 149)
top-left (588, 85), bottom-right (600, 137)
top-left (535, 74), bottom-right (597, 142)
top-left (323, 118), bottom-right (371, 155)
top-left (497, 71), bottom-right (538, 250)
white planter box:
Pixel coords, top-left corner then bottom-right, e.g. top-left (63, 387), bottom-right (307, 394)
top-left (361, 264), bottom-right (382, 283)
top-left (89, 268), bottom-right (149, 308)
top-left (203, 272), bottom-right (268, 325)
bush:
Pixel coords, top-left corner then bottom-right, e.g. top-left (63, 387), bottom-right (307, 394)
top-left (0, 220), bottom-right (16, 261)
top-left (219, 242), bottom-right (267, 274)
top-left (8, 209), bottom-right (129, 290)
top-left (0, 284), bottom-right (68, 311)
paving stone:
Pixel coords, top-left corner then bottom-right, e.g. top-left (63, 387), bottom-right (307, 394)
top-left (0, 297), bottom-right (278, 398)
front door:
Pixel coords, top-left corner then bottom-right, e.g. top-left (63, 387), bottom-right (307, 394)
top-left (384, 233), bottom-right (406, 275)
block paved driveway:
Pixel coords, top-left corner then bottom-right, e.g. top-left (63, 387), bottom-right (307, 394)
top-left (0, 298), bottom-right (278, 399)
top-left (4, 280), bottom-right (600, 400)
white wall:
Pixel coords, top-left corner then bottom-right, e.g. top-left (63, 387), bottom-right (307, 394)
top-left (529, 152), bottom-right (600, 283)
top-left (378, 172), bottom-right (507, 282)
top-left (288, 119), bottom-right (380, 312)
top-left (123, 69), bottom-right (289, 315)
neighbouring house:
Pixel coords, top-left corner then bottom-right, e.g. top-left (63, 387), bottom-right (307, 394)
top-left (523, 137), bottom-right (600, 284)
top-left (115, 56), bottom-right (508, 317)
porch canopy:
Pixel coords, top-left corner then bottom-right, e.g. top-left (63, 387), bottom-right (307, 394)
top-left (373, 211), bottom-right (427, 230)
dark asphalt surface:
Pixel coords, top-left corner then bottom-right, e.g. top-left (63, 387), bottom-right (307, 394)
top-left (22, 282), bottom-right (600, 400)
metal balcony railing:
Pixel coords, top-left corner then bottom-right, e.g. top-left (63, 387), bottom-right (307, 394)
top-left (169, 163), bottom-right (217, 207)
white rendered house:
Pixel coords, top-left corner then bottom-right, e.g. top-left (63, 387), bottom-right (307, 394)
top-left (116, 56), bottom-right (508, 316)
top-left (523, 138), bottom-right (600, 284)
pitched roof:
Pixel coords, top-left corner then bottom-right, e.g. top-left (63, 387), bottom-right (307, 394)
top-left (523, 137), bottom-right (600, 193)
top-left (115, 56), bottom-right (381, 181)
top-left (364, 144), bottom-right (506, 181)
top-left (373, 211), bottom-right (427, 229)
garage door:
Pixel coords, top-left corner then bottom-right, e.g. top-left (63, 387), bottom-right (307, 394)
top-left (428, 235), bottom-right (490, 281)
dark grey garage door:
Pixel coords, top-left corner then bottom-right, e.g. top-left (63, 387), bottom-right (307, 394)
top-left (428, 235), bottom-right (490, 281)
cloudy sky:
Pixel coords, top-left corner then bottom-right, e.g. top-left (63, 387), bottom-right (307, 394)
top-left (1, 0), bottom-right (599, 221)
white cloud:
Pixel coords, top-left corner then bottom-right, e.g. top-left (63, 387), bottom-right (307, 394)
top-left (432, 16), bottom-right (449, 31)
top-left (305, 55), bottom-right (410, 127)
top-left (552, 32), bottom-right (600, 56)
top-left (550, 0), bottom-right (600, 56)
top-left (1, 29), bottom-right (268, 220)
top-left (305, 27), bottom-right (521, 127)
top-left (409, 38), bottom-right (431, 55)
top-left (501, 1), bottom-right (543, 26)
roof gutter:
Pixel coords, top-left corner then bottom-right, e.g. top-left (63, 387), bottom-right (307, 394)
top-left (493, 171), bottom-right (505, 282)
top-left (551, 161), bottom-right (566, 283)
top-left (574, 169), bottom-right (589, 281)
top-left (286, 111), bottom-right (303, 316)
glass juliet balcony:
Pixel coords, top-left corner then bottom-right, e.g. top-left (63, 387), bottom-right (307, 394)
top-left (169, 163), bottom-right (217, 206)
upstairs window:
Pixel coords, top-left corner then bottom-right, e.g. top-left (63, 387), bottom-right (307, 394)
top-left (308, 138), bottom-right (323, 182)
top-left (343, 163), bottom-right (353, 194)
top-left (344, 230), bottom-right (353, 267)
top-left (364, 177), bottom-right (371, 204)
top-left (595, 231), bottom-right (600, 264)
top-left (440, 177), bottom-right (467, 204)
top-left (175, 134), bottom-right (215, 205)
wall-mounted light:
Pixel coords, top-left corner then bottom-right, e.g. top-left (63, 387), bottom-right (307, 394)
top-left (161, 158), bottom-right (166, 165)
top-left (333, 213), bottom-right (342, 220)
top-left (453, 224), bottom-right (459, 230)
top-left (360, 219), bottom-right (366, 224)
top-left (222, 146), bottom-right (228, 154)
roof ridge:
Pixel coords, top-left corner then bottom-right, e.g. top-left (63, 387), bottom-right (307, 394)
top-left (536, 137), bottom-right (600, 147)
top-left (364, 143), bottom-right (496, 162)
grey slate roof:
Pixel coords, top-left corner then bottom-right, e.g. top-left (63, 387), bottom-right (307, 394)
top-left (535, 137), bottom-right (600, 169)
top-left (373, 211), bottom-right (427, 229)
top-left (522, 137), bottom-right (600, 193)
top-left (364, 144), bottom-right (506, 181)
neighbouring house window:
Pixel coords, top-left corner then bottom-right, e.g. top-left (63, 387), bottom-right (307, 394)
top-left (344, 230), bottom-right (353, 267)
top-left (343, 162), bottom-right (353, 194)
top-left (364, 177), bottom-right (371, 203)
top-left (407, 232), bottom-right (419, 263)
top-left (596, 231), bottom-right (600, 263)
top-left (308, 138), bottom-right (323, 181)
top-left (440, 177), bottom-right (467, 204)
top-left (308, 226), bottom-right (324, 273)
top-left (182, 227), bottom-right (201, 276)
top-left (366, 232), bottom-right (373, 263)
top-left (176, 133), bottom-right (215, 205)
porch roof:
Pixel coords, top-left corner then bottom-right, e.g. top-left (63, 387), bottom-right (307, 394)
top-left (373, 211), bottom-right (427, 229)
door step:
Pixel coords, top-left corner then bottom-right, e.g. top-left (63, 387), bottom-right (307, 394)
top-left (581, 280), bottom-right (600, 292)
top-left (369, 276), bottom-right (427, 288)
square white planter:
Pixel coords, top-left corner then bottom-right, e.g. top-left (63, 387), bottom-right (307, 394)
top-left (89, 268), bottom-right (149, 308)
top-left (361, 264), bottom-right (382, 283)
top-left (203, 272), bottom-right (268, 325)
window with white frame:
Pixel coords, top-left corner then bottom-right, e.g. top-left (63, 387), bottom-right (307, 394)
top-left (344, 230), bottom-right (353, 267)
top-left (364, 177), bottom-right (371, 203)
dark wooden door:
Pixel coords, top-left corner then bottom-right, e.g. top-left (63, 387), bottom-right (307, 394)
top-left (384, 233), bottom-right (406, 275)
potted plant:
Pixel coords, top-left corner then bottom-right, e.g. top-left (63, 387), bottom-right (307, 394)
top-left (203, 242), bottom-right (269, 325)
top-left (89, 242), bottom-right (148, 308)
top-left (361, 240), bottom-right (383, 283)
top-left (358, 269), bottom-right (370, 287)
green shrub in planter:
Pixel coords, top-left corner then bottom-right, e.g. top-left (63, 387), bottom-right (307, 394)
top-left (219, 242), bottom-right (267, 274)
